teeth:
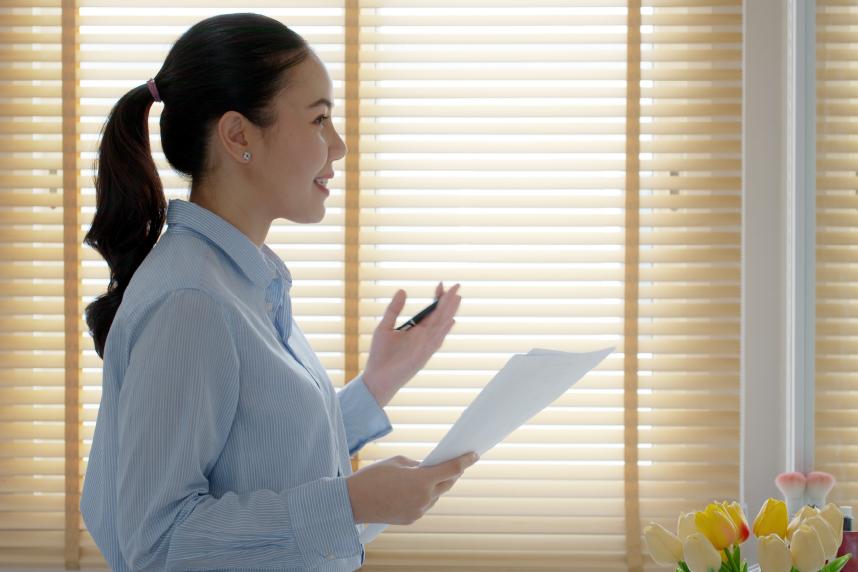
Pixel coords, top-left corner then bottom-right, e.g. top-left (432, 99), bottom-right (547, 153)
top-left (314, 178), bottom-right (329, 186)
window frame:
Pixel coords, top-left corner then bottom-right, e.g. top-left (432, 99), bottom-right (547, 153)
top-left (741, 1), bottom-right (818, 561)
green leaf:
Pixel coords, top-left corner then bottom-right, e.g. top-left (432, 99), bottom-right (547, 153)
top-left (820, 554), bottom-right (853, 572)
top-left (717, 545), bottom-right (744, 572)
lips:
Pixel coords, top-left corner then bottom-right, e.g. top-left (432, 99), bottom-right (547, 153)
top-left (313, 177), bottom-right (331, 195)
top-left (314, 171), bottom-right (334, 194)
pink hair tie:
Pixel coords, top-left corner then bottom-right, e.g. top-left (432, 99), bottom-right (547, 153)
top-left (147, 78), bottom-right (161, 103)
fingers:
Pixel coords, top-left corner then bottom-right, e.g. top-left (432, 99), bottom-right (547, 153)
top-left (431, 318), bottom-right (456, 347)
top-left (391, 455), bottom-right (421, 468)
top-left (434, 477), bottom-right (458, 495)
top-left (423, 283), bottom-right (461, 329)
top-left (378, 289), bottom-right (407, 330)
top-left (435, 281), bottom-right (444, 299)
top-left (423, 452), bottom-right (478, 483)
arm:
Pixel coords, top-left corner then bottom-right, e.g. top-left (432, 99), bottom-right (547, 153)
top-left (337, 374), bottom-right (393, 456)
top-left (336, 284), bottom-right (461, 456)
top-left (116, 289), bottom-right (361, 570)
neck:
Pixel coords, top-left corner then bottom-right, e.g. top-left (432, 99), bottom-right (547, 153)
top-left (189, 180), bottom-right (271, 247)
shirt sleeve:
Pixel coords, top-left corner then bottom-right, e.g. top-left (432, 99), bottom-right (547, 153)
top-left (337, 374), bottom-right (393, 455)
top-left (116, 288), bottom-right (361, 570)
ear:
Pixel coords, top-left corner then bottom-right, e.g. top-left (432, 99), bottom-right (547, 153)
top-left (214, 110), bottom-right (254, 164)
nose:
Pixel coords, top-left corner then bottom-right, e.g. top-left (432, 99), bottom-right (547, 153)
top-left (329, 124), bottom-right (347, 162)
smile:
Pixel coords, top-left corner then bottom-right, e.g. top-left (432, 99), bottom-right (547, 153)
top-left (313, 178), bottom-right (330, 195)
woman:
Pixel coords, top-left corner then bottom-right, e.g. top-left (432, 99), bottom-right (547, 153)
top-left (80, 13), bottom-right (477, 571)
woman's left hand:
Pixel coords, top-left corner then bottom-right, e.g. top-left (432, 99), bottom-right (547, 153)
top-left (362, 283), bottom-right (461, 407)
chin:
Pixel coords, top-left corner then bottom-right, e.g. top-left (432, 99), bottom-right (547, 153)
top-left (288, 207), bottom-right (326, 225)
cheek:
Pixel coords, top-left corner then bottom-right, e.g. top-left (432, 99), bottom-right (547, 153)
top-left (277, 131), bottom-right (327, 172)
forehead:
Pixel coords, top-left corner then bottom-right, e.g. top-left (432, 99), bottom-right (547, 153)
top-left (282, 53), bottom-right (333, 105)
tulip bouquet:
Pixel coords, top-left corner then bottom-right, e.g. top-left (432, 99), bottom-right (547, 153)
top-left (755, 500), bottom-right (850, 572)
top-left (645, 501), bottom-right (752, 572)
top-left (644, 499), bottom-right (852, 572)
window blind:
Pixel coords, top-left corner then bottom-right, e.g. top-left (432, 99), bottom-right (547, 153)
top-left (354, 1), bottom-right (741, 570)
top-left (637, 0), bottom-right (742, 554)
top-left (815, 0), bottom-right (858, 508)
top-left (356, 0), bottom-right (630, 568)
top-left (1, 1), bottom-right (742, 570)
top-left (0, 1), bottom-right (68, 568)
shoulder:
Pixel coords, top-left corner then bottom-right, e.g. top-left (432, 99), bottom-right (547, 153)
top-left (128, 289), bottom-right (237, 352)
top-left (112, 231), bottom-right (253, 349)
top-left (120, 230), bottom-right (250, 310)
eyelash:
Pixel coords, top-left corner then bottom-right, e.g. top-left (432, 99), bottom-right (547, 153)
top-left (314, 114), bottom-right (329, 125)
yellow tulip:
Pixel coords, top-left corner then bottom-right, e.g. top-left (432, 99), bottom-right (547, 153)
top-left (695, 503), bottom-right (738, 550)
top-left (677, 512), bottom-right (697, 542)
top-left (721, 501), bottom-right (750, 543)
top-left (819, 503), bottom-right (844, 547)
top-left (644, 522), bottom-right (684, 566)
top-left (753, 498), bottom-right (788, 539)
top-left (804, 514), bottom-right (839, 561)
top-left (683, 533), bottom-right (722, 572)
top-left (790, 523), bottom-right (827, 572)
top-left (757, 533), bottom-right (792, 572)
top-left (787, 506), bottom-right (820, 542)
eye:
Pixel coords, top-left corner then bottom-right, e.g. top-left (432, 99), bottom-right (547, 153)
top-left (314, 114), bottom-right (329, 125)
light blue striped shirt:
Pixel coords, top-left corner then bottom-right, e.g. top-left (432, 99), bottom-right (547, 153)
top-left (81, 199), bottom-right (392, 571)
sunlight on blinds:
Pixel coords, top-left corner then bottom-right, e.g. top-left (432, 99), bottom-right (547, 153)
top-left (815, 0), bottom-right (858, 507)
top-left (355, 2), bottom-right (741, 570)
top-left (0, 1), bottom-right (67, 567)
top-left (637, 0), bottom-right (742, 522)
top-left (0, 1), bottom-right (742, 569)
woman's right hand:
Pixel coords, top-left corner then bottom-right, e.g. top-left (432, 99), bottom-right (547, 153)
top-left (346, 452), bottom-right (479, 525)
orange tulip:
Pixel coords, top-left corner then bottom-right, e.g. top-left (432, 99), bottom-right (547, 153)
top-left (695, 503), bottom-right (738, 551)
top-left (720, 501), bottom-right (750, 544)
top-left (753, 498), bottom-right (788, 539)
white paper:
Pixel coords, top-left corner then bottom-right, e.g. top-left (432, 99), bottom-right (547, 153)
top-left (359, 346), bottom-right (614, 544)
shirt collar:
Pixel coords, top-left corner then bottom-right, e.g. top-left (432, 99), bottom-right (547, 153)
top-left (166, 199), bottom-right (289, 289)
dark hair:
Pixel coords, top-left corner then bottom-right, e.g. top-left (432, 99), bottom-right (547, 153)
top-left (83, 13), bottom-right (310, 358)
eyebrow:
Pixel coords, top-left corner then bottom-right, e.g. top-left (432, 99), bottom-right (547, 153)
top-left (307, 98), bottom-right (334, 110)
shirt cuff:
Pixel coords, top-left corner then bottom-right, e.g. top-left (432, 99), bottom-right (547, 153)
top-left (338, 374), bottom-right (393, 455)
top-left (284, 476), bottom-right (362, 568)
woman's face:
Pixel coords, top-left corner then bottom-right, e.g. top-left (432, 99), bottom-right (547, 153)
top-left (251, 53), bottom-right (347, 224)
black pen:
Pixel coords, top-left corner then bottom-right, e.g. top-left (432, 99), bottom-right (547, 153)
top-left (395, 299), bottom-right (439, 331)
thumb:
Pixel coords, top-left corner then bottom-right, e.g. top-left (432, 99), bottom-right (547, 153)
top-left (378, 289), bottom-right (406, 330)
top-left (423, 452), bottom-right (479, 483)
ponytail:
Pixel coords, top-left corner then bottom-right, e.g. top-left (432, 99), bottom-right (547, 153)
top-left (83, 13), bottom-right (310, 359)
top-left (83, 84), bottom-right (165, 359)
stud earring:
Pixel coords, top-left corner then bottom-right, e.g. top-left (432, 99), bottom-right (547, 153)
top-left (242, 151), bottom-right (252, 161)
